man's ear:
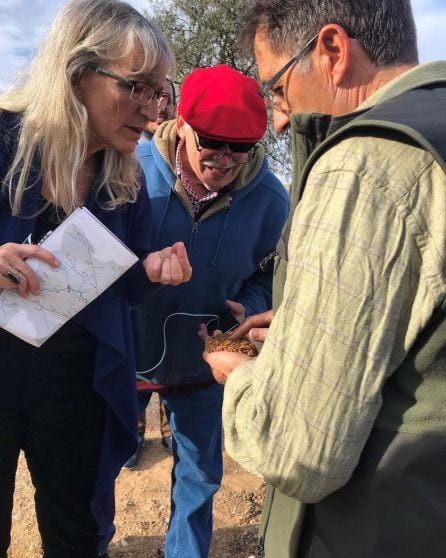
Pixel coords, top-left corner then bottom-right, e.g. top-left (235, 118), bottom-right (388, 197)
top-left (317, 24), bottom-right (351, 87)
top-left (177, 115), bottom-right (186, 139)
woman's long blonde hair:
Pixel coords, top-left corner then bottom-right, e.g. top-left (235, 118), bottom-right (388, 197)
top-left (0, 0), bottom-right (174, 216)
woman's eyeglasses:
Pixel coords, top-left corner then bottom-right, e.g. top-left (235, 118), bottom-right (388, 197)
top-left (89, 66), bottom-right (171, 109)
top-left (193, 131), bottom-right (255, 164)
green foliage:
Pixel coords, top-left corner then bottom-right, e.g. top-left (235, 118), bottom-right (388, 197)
top-left (145, 0), bottom-right (292, 183)
top-left (146, 0), bottom-right (254, 81)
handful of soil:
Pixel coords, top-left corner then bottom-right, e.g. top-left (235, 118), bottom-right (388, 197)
top-left (205, 332), bottom-right (258, 357)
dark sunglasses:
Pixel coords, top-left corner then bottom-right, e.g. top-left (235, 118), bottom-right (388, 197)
top-left (197, 135), bottom-right (256, 153)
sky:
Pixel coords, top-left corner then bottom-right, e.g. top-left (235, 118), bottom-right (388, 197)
top-left (0, 0), bottom-right (444, 92)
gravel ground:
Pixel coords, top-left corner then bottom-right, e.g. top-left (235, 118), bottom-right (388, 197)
top-left (9, 395), bottom-right (264, 558)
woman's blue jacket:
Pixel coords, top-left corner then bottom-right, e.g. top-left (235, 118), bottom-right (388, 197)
top-left (0, 111), bottom-right (156, 546)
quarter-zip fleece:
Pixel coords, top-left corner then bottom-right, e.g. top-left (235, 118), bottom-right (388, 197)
top-left (133, 120), bottom-right (290, 386)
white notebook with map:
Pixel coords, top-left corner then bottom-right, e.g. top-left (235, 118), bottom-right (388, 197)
top-left (0, 207), bottom-right (139, 347)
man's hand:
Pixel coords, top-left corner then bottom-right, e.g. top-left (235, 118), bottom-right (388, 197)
top-left (144, 241), bottom-right (192, 286)
top-left (198, 301), bottom-right (246, 340)
top-left (230, 309), bottom-right (273, 343)
top-left (203, 350), bottom-right (252, 385)
top-left (225, 299), bottom-right (246, 324)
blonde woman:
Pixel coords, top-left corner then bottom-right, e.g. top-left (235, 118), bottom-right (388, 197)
top-left (0, 1), bottom-right (191, 557)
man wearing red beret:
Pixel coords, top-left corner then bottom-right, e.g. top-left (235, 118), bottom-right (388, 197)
top-left (133, 64), bottom-right (289, 558)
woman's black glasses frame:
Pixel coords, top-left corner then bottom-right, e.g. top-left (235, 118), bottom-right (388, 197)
top-left (89, 66), bottom-right (170, 109)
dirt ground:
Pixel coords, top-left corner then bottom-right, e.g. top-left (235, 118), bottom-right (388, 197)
top-left (9, 394), bottom-right (265, 558)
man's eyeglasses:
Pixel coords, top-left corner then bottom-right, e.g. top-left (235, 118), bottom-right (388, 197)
top-left (259, 33), bottom-right (319, 111)
top-left (90, 66), bottom-right (171, 110)
top-left (193, 131), bottom-right (255, 164)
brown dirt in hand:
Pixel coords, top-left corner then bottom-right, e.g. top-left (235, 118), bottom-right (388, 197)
top-left (205, 333), bottom-right (258, 357)
top-left (9, 395), bottom-right (264, 557)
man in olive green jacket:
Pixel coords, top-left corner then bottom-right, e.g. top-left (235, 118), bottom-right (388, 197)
top-left (204, 1), bottom-right (446, 557)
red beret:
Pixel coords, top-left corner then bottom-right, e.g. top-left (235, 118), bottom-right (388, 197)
top-left (178, 64), bottom-right (267, 143)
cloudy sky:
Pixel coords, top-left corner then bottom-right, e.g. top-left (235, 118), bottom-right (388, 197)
top-left (0, 0), bottom-right (444, 92)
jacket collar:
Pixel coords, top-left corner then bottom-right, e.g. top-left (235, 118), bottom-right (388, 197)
top-left (289, 62), bottom-right (446, 150)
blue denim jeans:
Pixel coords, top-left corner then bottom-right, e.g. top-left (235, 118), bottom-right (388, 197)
top-left (138, 381), bottom-right (224, 558)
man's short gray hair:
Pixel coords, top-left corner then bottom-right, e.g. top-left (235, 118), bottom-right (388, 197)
top-left (241, 0), bottom-right (418, 67)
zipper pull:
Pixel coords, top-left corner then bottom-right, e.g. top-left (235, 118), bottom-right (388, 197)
top-left (192, 222), bottom-right (198, 234)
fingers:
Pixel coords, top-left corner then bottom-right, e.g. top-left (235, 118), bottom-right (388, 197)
top-left (225, 299), bottom-right (245, 323)
top-left (24, 244), bottom-right (59, 268)
top-left (203, 350), bottom-right (252, 385)
top-left (19, 245), bottom-right (59, 296)
top-left (171, 242), bottom-right (192, 282)
top-left (247, 327), bottom-right (268, 343)
top-left (162, 252), bottom-right (182, 286)
top-left (0, 243), bottom-right (59, 297)
top-left (203, 351), bottom-right (231, 384)
top-left (1, 269), bottom-right (22, 284)
top-left (144, 251), bottom-right (163, 282)
top-left (145, 242), bottom-right (192, 286)
top-left (14, 261), bottom-right (40, 297)
top-left (197, 323), bottom-right (208, 341)
top-left (0, 243), bottom-right (59, 269)
top-left (230, 309), bottom-right (273, 339)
